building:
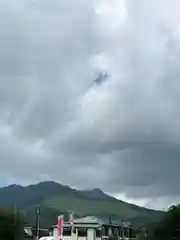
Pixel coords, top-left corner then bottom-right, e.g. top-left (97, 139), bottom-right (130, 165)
top-left (24, 226), bottom-right (49, 239)
top-left (51, 216), bottom-right (132, 240)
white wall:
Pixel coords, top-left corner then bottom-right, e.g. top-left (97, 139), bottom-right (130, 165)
top-left (53, 228), bottom-right (74, 240)
top-left (87, 229), bottom-right (93, 240)
top-left (53, 228), bottom-right (58, 238)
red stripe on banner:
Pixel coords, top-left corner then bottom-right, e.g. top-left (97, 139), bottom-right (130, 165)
top-left (58, 216), bottom-right (63, 236)
top-left (69, 213), bottom-right (73, 226)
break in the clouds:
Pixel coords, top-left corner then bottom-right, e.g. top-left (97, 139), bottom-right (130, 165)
top-left (0, 0), bottom-right (180, 209)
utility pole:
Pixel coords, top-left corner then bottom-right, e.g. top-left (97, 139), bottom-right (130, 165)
top-left (36, 207), bottom-right (40, 240)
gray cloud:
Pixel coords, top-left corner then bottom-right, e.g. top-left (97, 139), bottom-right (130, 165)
top-left (0, 0), bottom-right (180, 208)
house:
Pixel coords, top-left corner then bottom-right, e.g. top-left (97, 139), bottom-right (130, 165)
top-left (24, 226), bottom-right (49, 239)
top-left (51, 216), bottom-right (132, 240)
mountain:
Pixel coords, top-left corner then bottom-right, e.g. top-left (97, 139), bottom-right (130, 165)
top-left (0, 181), bottom-right (164, 229)
top-left (75, 188), bottom-right (113, 200)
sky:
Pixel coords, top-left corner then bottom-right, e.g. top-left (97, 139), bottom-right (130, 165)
top-left (0, 0), bottom-right (180, 210)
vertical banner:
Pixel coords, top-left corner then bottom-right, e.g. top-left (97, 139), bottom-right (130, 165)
top-left (69, 212), bottom-right (73, 227)
top-left (58, 215), bottom-right (64, 238)
top-left (69, 212), bottom-right (74, 235)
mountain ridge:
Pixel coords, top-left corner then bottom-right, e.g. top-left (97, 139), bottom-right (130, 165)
top-left (0, 181), bottom-right (164, 228)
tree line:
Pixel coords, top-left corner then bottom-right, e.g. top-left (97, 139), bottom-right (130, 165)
top-left (0, 209), bottom-right (24, 240)
top-left (137, 204), bottom-right (180, 240)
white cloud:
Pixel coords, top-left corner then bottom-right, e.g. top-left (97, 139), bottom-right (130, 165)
top-left (114, 193), bottom-right (180, 211)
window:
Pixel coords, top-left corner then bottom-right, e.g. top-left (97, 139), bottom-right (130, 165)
top-left (119, 228), bottom-right (122, 237)
top-left (124, 230), bottom-right (128, 237)
top-left (63, 227), bottom-right (72, 236)
top-left (114, 228), bottom-right (118, 237)
top-left (104, 227), bottom-right (109, 236)
top-left (78, 228), bottom-right (87, 237)
top-left (96, 229), bottom-right (101, 237)
top-left (101, 227), bottom-right (105, 236)
top-left (118, 228), bottom-right (122, 237)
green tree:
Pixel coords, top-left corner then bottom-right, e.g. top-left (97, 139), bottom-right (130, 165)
top-left (0, 209), bottom-right (24, 240)
top-left (144, 205), bottom-right (180, 240)
top-left (159, 205), bottom-right (180, 239)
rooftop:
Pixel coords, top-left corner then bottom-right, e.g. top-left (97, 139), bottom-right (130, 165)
top-left (52, 216), bottom-right (132, 229)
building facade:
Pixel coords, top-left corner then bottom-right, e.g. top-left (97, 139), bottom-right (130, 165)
top-left (52, 216), bottom-right (132, 240)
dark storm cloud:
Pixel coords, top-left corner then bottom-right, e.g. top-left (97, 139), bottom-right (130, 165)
top-left (0, 0), bottom-right (180, 207)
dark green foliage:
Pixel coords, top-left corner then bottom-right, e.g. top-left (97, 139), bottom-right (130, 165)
top-left (154, 205), bottom-right (180, 240)
top-left (0, 209), bottom-right (24, 240)
top-left (138, 205), bottom-right (180, 240)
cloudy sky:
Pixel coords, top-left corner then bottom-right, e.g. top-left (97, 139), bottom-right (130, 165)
top-left (0, 0), bottom-right (180, 210)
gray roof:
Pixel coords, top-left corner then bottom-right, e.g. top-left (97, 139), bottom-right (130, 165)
top-left (52, 216), bottom-right (131, 228)
top-left (73, 216), bottom-right (101, 224)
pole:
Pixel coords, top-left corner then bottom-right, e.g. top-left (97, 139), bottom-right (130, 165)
top-left (36, 207), bottom-right (40, 240)
top-left (122, 222), bottom-right (124, 240)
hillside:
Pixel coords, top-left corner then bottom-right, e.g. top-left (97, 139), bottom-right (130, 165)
top-left (0, 181), bottom-right (164, 228)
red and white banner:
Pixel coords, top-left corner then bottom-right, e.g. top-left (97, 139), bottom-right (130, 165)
top-left (69, 212), bottom-right (73, 227)
top-left (58, 215), bottom-right (64, 237)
